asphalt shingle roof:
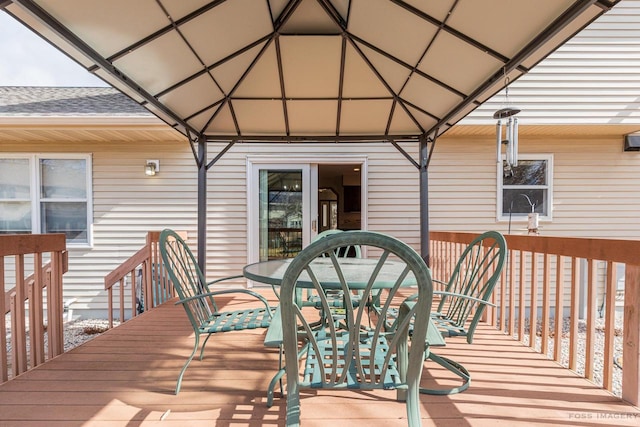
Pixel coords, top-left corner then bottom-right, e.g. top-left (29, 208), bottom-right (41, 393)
top-left (0, 86), bottom-right (151, 117)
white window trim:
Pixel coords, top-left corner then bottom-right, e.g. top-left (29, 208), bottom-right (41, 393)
top-left (497, 153), bottom-right (553, 222)
top-left (0, 153), bottom-right (93, 248)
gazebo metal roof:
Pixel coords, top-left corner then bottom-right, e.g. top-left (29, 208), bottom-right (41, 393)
top-left (2, 0), bottom-right (621, 264)
top-left (2, 0), bottom-right (620, 145)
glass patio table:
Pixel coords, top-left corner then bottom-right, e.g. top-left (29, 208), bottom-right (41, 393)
top-left (244, 257), bottom-right (422, 289)
top-left (243, 257), bottom-right (446, 406)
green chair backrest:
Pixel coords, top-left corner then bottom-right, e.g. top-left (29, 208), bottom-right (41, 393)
top-left (280, 231), bottom-right (433, 426)
top-left (313, 229), bottom-right (362, 258)
top-left (160, 229), bottom-right (217, 330)
top-left (437, 230), bottom-right (507, 343)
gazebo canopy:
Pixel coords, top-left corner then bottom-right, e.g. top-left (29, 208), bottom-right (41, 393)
top-left (3, 0), bottom-right (620, 146)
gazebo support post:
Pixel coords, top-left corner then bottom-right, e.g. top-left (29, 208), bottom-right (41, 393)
top-left (419, 134), bottom-right (430, 266)
top-left (197, 136), bottom-right (207, 273)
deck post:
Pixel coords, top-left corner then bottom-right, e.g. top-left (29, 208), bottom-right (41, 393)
top-left (622, 264), bottom-right (640, 406)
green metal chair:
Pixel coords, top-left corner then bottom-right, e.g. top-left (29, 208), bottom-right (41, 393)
top-left (421, 230), bottom-right (507, 395)
top-left (159, 228), bottom-right (276, 394)
top-left (306, 229), bottom-right (363, 315)
top-left (280, 231), bottom-right (433, 427)
top-left (432, 230), bottom-right (507, 344)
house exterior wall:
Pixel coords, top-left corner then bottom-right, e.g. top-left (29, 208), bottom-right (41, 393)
top-left (3, 0), bottom-right (640, 317)
top-left (1, 139), bottom-right (196, 315)
top-left (203, 141), bottom-right (423, 282)
top-left (1, 139), bottom-right (424, 316)
top-left (465, 0), bottom-right (640, 125)
top-left (431, 132), bottom-right (640, 239)
top-left (3, 129), bottom-right (639, 317)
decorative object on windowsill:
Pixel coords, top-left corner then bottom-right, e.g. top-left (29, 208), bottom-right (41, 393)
top-left (522, 194), bottom-right (539, 235)
top-left (495, 76), bottom-right (520, 178)
top-left (145, 160), bottom-right (159, 176)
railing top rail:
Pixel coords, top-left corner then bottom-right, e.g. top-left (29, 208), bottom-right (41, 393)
top-left (104, 246), bottom-right (148, 289)
top-left (431, 231), bottom-right (640, 266)
top-left (0, 234), bottom-right (66, 257)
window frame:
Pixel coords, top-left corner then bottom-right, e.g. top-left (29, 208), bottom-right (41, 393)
top-left (497, 153), bottom-right (553, 222)
top-left (0, 153), bottom-right (93, 247)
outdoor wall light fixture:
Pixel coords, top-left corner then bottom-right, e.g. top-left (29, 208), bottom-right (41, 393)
top-left (145, 160), bottom-right (159, 176)
top-left (495, 76), bottom-right (520, 177)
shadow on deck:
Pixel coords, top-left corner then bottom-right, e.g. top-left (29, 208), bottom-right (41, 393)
top-left (0, 290), bottom-right (638, 427)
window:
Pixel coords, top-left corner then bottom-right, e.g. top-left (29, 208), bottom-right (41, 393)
top-left (498, 155), bottom-right (552, 221)
top-left (0, 155), bottom-right (92, 246)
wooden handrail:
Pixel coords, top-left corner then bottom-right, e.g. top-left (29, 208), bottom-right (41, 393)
top-left (0, 234), bottom-right (67, 384)
top-left (104, 230), bottom-right (186, 327)
top-left (430, 231), bottom-right (640, 407)
top-left (4, 252), bottom-right (69, 315)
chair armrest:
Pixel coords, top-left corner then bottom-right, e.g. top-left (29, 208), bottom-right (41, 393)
top-left (263, 305), bottom-right (282, 348)
top-left (207, 274), bottom-right (244, 286)
top-left (432, 291), bottom-right (496, 307)
top-left (175, 288), bottom-right (275, 318)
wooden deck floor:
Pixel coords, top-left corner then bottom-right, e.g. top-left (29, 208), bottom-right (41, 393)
top-left (0, 291), bottom-right (638, 427)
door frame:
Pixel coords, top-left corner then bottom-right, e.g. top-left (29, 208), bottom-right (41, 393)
top-left (246, 155), bottom-right (368, 265)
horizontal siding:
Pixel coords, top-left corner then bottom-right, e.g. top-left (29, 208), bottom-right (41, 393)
top-left (1, 140), bottom-right (198, 315)
top-left (206, 142), bottom-right (424, 279)
top-left (432, 135), bottom-right (640, 239)
top-left (2, 132), bottom-right (639, 316)
top-left (463, 0), bottom-right (640, 125)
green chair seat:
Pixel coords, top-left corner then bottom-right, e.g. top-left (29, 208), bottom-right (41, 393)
top-left (160, 228), bottom-right (276, 394)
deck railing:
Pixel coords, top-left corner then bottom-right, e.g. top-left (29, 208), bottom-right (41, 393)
top-left (104, 230), bottom-right (186, 327)
top-left (0, 234), bottom-right (68, 384)
top-left (430, 231), bottom-right (640, 406)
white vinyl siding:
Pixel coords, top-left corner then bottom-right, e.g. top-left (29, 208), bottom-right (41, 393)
top-left (207, 142), bottom-right (421, 279)
top-left (464, 0), bottom-right (640, 126)
top-left (1, 139), bottom-right (424, 316)
top-left (0, 140), bottom-right (197, 316)
top-left (431, 135), bottom-right (640, 238)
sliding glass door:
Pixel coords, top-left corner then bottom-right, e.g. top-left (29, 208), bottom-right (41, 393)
top-left (249, 162), bottom-right (313, 263)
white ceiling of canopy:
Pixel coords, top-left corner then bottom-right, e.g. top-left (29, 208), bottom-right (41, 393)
top-left (4, 0), bottom-right (620, 142)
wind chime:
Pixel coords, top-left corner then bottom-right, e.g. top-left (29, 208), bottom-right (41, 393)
top-left (494, 77), bottom-right (520, 177)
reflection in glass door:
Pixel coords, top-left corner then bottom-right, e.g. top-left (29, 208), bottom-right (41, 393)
top-left (258, 170), bottom-right (304, 261)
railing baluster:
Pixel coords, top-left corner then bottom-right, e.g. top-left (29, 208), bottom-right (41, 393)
top-left (119, 278), bottom-right (126, 324)
top-left (108, 287), bottom-right (114, 328)
top-left (49, 251), bottom-right (64, 357)
top-left (499, 261), bottom-right (506, 331)
top-left (603, 261), bottom-right (616, 391)
top-left (508, 249), bottom-right (516, 337)
top-left (14, 254), bottom-right (27, 374)
top-left (585, 259), bottom-right (596, 380)
top-left (622, 264), bottom-right (640, 406)
top-left (130, 270), bottom-right (137, 319)
top-left (518, 250), bottom-right (526, 342)
top-left (529, 252), bottom-right (538, 350)
top-left (31, 252), bottom-right (45, 366)
top-left (0, 258), bottom-right (7, 383)
top-left (541, 254), bottom-right (551, 356)
top-left (553, 255), bottom-right (564, 363)
top-left (569, 257), bottom-right (580, 372)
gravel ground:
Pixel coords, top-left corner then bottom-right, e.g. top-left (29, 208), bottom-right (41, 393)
top-left (517, 314), bottom-right (624, 397)
top-left (62, 318), bottom-right (119, 351)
